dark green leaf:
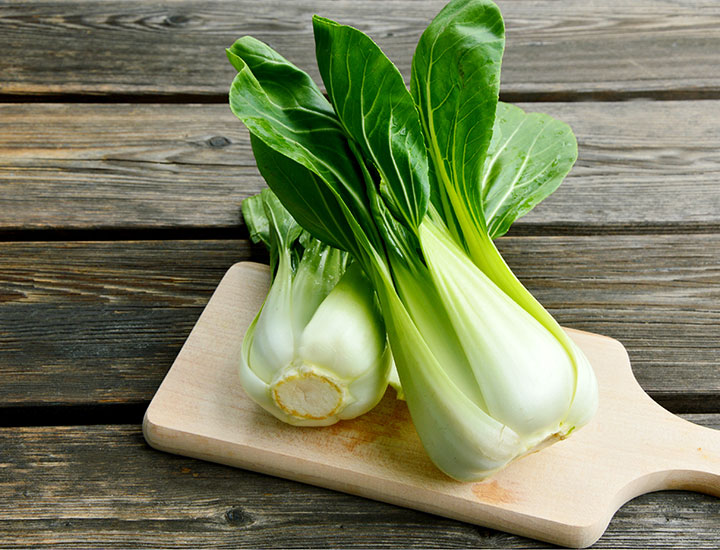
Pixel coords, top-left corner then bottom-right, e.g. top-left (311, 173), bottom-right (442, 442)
top-left (251, 134), bottom-right (358, 254)
top-left (411, 0), bottom-right (505, 232)
top-left (227, 36), bottom-right (380, 253)
top-left (313, 16), bottom-right (430, 231)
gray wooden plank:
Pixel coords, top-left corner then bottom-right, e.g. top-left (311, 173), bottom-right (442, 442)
top-left (0, 240), bottom-right (255, 408)
top-left (0, 236), bottom-right (717, 411)
top-left (1, 1), bottom-right (719, 98)
top-left (0, 422), bottom-right (717, 548)
top-left (0, 103), bottom-right (260, 231)
top-left (1, 101), bottom-right (718, 232)
top-left (516, 101), bottom-right (720, 231)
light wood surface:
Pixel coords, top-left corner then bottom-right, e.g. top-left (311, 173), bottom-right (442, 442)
top-left (144, 262), bottom-right (720, 548)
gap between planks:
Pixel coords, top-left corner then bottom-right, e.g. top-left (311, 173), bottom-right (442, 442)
top-left (3, 224), bottom-right (720, 243)
top-left (2, 89), bottom-right (720, 104)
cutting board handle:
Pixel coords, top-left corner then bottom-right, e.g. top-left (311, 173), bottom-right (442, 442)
top-left (658, 412), bottom-right (720, 495)
top-left (623, 396), bottom-right (720, 500)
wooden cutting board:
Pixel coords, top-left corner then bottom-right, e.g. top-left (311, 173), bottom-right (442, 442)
top-left (143, 262), bottom-right (720, 548)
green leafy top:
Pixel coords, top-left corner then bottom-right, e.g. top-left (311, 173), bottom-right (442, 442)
top-left (229, 6), bottom-right (577, 265)
top-left (242, 188), bottom-right (302, 274)
top-left (228, 37), bottom-right (382, 261)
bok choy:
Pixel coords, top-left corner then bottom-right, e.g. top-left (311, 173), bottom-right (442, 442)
top-left (240, 189), bottom-right (391, 426)
top-left (229, 0), bottom-right (598, 480)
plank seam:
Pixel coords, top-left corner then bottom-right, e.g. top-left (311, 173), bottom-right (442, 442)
top-left (2, 89), bottom-right (720, 104)
top-left (1, 224), bottom-right (719, 242)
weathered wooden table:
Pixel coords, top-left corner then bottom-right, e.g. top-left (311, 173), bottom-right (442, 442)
top-left (1, 1), bottom-right (719, 547)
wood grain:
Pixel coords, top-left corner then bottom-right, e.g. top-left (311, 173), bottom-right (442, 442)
top-left (0, 103), bottom-right (261, 231)
top-left (1, 1), bottom-right (719, 98)
top-left (0, 236), bottom-right (718, 412)
top-left (0, 423), bottom-right (717, 548)
top-left (1, 101), bottom-right (719, 232)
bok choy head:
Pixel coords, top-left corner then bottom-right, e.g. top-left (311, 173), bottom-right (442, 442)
top-left (228, 0), bottom-right (598, 480)
top-left (240, 189), bottom-right (391, 426)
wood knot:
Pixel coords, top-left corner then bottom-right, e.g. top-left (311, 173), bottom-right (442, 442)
top-left (165, 14), bottom-right (191, 27)
top-left (208, 135), bottom-right (232, 148)
top-left (224, 506), bottom-right (252, 526)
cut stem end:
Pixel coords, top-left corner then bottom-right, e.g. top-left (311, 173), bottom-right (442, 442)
top-left (271, 366), bottom-right (345, 420)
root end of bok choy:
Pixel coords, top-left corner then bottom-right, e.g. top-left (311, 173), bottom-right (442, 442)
top-left (228, 0), bottom-right (599, 480)
top-left (271, 364), bottom-right (346, 421)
